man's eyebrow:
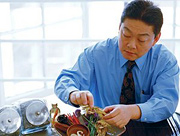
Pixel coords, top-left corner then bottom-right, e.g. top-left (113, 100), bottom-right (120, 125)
top-left (123, 27), bottom-right (131, 33)
top-left (138, 33), bottom-right (150, 37)
top-left (123, 26), bottom-right (150, 37)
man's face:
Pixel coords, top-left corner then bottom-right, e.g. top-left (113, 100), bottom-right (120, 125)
top-left (118, 18), bottom-right (160, 61)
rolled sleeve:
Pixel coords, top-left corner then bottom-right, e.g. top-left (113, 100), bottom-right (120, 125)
top-left (63, 86), bottom-right (78, 104)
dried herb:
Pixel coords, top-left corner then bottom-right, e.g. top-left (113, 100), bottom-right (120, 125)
top-left (81, 105), bottom-right (111, 136)
top-left (82, 115), bottom-right (97, 136)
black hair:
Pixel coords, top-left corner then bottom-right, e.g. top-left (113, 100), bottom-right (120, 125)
top-left (121, 0), bottom-right (163, 37)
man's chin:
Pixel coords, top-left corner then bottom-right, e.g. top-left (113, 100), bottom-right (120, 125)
top-left (123, 55), bottom-right (137, 61)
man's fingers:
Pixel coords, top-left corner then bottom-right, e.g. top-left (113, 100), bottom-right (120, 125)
top-left (75, 93), bottom-right (82, 105)
top-left (70, 92), bottom-right (79, 105)
top-left (87, 92), bottom-right (94, 107)
top-left (103, 106), bottom-right (114, 113)
top-left (103, 109), bottom-right (119, 120)
top-left (70, 91), bottom-right (94, 106)
top-left (81, 92), bottom-right (88, 105)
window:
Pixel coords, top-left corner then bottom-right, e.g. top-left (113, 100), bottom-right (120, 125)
top-left (0, 0), bottom-right (180, 107)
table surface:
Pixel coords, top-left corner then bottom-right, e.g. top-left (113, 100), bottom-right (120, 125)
top-left (22, 127), bottom-right (60, 136)
top-left (23, 113), bottom-right (180, 136)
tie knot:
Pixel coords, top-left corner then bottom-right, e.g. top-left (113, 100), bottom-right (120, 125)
top-left (127, 61), bottom-right (136, 71)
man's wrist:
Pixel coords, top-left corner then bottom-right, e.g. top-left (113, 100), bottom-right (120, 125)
top-left (129, 104), bottom-right (141, 120)
top-left (69, 90), bottom-right (80, 108)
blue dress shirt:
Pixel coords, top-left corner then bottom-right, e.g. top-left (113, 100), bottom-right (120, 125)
top-left (54, 36), bottom-right (179, 122)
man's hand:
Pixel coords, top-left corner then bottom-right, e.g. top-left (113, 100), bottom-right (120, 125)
top-left (69, 90), bottom-right (94, 107)
top-left (103, 104), bottom-right (141, 128)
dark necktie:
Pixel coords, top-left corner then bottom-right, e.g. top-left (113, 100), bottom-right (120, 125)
top-left (120, 61), bottom-right (136, 104)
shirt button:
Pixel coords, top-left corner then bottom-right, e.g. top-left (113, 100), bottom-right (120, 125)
top-left (144, 118), bottom-right (147, 121)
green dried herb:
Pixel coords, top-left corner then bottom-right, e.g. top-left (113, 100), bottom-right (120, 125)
top-left (82, 115), bottom-right (96, 136)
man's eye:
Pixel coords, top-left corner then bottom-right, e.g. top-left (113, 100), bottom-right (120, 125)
top-left (139, 40), bottom-right (146, 43)
top-left (139, 37), bottom-right (148, 43)
top-left (123, 33), bottom-right (131, 38)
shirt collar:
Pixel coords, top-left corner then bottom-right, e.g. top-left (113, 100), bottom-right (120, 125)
top-left (119, 49), bottom-right (148, 71)
top-left (119, 51), bottom-right (128, 68)
top-left (135, 52), bottom-right (148, 70)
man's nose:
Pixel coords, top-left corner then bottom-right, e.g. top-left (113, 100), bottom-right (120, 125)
top-left (127, 38), bottom-right (136, 49)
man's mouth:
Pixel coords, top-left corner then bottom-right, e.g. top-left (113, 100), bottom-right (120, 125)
top-left (125, 50), bottom-right (135, 55)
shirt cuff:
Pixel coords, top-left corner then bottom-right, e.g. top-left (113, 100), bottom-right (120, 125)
top-left (64, 86), bottom-right (80, 108)
top-left (137, 103), bottom-right (152, 122)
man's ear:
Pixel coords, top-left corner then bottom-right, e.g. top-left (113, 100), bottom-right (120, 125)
top-left (152, 32), bottom-right (161, 46)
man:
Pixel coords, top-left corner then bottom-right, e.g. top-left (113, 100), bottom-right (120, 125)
top-left (54, 0), bottom-right (179, 130)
